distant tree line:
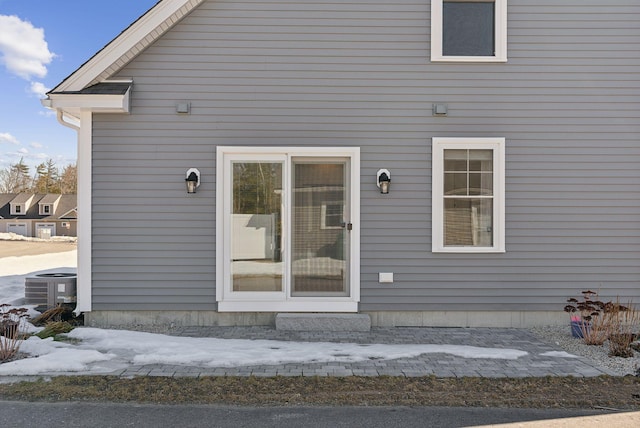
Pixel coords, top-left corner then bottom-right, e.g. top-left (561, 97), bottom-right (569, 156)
top-left (0, 158), bottom-right (77, 194)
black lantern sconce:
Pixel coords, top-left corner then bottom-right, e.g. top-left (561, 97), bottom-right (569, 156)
top-left (376, 169), bottom-right (391, 194)
top-left (185, 168), bottom-right (200, 194)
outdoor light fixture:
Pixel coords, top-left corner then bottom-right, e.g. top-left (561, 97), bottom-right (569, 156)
top-left (376, 169), bottom-right (391, 194)
top-left (185, 168), bottom-right (200, 194)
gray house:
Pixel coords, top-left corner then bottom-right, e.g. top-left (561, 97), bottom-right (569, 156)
top-left (43, 0), bottom-right (640, 328)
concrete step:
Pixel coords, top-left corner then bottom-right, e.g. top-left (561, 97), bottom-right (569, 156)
top-left (275, 313), bottom-right (371, 332)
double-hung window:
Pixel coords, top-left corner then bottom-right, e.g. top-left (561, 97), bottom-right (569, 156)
top-left (432, 137), bottom-right (505, 253)
top-left (431, 0), bottom-right (507, 62)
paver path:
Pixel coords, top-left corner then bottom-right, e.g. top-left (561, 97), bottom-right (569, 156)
top-left (111, 327), bottom-right (611, 378)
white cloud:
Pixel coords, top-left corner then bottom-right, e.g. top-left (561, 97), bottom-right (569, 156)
top-left (18, 147), bottom-right (28, 154)
top-left (0, 15), bottom-right (55, 80)
top-left (0, 132), bottom-right (20, 145)
top-left (38, 109), bottom-right (56, 118)
top-left (30, 142), bottom-right (44, 149)
top-left (29, 81), bottom-right (49, 97)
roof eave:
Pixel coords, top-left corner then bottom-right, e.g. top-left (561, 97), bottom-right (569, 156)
top-left (43, 85), bottom-right (132, 117)
top-left (51, 0), bottom-right (205, 93)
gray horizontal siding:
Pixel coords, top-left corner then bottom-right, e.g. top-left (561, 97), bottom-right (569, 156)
top-left (91, 0), bottom-right (640, 312)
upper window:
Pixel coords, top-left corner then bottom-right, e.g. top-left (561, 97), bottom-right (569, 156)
top-left (432, 138), bottom-right (505, 253)
top-left (12, 204), bottom-right (23, 215)
top-left (40, 204), bottom-right (51, 215)
top-left (431, 0), bottom-right (507, 62)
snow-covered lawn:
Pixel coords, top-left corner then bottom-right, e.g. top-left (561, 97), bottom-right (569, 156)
top-left (0, 249), bottom-right (549, 377)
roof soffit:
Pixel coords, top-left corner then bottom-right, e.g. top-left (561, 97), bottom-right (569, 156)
top-left (51, 0), bottom-right (206, 93)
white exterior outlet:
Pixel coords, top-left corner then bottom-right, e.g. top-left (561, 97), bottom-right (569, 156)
top-left (379, 273), bottom-right (394, 283)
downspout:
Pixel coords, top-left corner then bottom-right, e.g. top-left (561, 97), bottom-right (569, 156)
top-left (41, 98), bottom-right (80, 131)
top-left (56, 110), bottom-right (81, 131)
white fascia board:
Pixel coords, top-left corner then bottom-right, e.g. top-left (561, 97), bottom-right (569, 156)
top-left (54, 0), bottom-right (205, 92)
top-left (46, 87), bottom-right (131, 116)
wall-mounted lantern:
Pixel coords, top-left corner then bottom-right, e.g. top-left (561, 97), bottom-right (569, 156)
top-left (376, 169), bottom-right (391, 194)
top-left (185, 168), bottom-right (200, 194)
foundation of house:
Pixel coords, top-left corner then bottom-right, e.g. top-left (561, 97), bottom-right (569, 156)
top-left (83, 310), bottom-right (568, 329)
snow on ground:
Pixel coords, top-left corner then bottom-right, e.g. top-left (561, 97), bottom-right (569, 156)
top-left (0, 232), bottom-right (77, 243)
top-left (539, 351), bottom-right (581, 359)
top-left (0, 328), bottom-right (530, 376)
top-left (0, 232), bottom-right (78, 242)
top-left (2, 250), bottom-right (577, 378)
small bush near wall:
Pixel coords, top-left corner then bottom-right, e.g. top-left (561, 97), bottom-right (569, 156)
top-left (565, 291), bottom-right (640, 357)
top-left (0, 304), bottom-right (29, 362)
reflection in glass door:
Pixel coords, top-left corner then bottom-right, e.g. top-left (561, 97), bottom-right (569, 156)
top-left (230, 161), bottom-right (283, 292)
top-left (291, 159), bottom-right (349, 296)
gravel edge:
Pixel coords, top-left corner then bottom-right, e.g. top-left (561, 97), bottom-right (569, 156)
top-left (530, 325), bottom-right (640, 376)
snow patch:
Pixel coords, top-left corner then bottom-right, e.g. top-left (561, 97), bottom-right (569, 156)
top-left (0, 232), bottom-right (76, 243)
top-left (540, 351), bottom-right (580, 359)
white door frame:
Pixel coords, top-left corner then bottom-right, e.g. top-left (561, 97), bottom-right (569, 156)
top-left (216, 146), bottom-right (360, 312)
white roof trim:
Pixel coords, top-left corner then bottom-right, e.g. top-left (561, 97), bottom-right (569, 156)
top-left (52, 0), bottom-right (206, 92)
top-left (44, 84), bottom-right (132, 116)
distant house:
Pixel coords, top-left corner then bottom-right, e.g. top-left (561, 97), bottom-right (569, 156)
top-left (0, 193), bottom-right (77, 238)
top-left (42, 0), bottom-right (640, 328)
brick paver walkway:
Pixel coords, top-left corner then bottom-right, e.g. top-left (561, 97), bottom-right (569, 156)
top-left (102, 327), bottom-right (611, 378)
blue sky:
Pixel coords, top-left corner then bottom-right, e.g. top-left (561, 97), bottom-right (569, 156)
top-left (0, 0), bottom-right (158, 173)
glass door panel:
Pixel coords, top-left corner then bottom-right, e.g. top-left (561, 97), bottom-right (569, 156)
top-left (291, 160), bottom-right (349, 296)
top-left (230, 161), bottom-right (283, 292)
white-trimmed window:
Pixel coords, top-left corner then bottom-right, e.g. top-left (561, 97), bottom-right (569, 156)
top-left (431, 0), bottom-right (507, 62)
top-left (11, 204), bottom-right (23, 215)
top-left (40, 204), bottom-right (52, 215)
top-left (432, 137), bottom-right (505, 253)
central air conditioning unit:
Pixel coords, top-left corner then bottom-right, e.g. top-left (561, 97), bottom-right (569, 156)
top-left (25, 273), bottom-right (77, 312)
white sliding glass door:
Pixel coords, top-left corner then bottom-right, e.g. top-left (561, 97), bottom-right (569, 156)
top-left (216, 147), bottom-right (360, 312)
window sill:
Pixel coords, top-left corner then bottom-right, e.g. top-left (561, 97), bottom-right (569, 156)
top-left (431, 55), bottom-right (507, 63)
top-left (432, 247), bottom-right (506, 254)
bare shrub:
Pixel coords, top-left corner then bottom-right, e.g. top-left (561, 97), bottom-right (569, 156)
top-left (0, 304), bottom-right (29, 362)
top-left (607, 300), bottom-right (640, 358)
top-left (564, 290), bottom-right (609, 345)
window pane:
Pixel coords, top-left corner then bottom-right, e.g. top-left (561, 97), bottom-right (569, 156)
top-left (468, 149), bottom-right (493, 171)
top-left (444, 172), bottom-right (468, 195)
top-left (292, 161), bottom-right (348, 296)
top-left (444, 198), bottom-right (493, 247)
top-left (231, 162), bottom-right (283, 292)
top-left (444, 149), bottom-right (468, 171)
top-left (443, 1), bottom-right (495, 57)
top-left (468, 173), bottom-right (493, 196)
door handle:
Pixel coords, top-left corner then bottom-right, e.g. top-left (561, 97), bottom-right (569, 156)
top-left (341, 222), bottom-right (353, 231)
